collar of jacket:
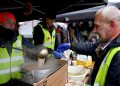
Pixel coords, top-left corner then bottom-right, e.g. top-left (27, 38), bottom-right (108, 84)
top-left (94, 34), bottom-right (120, 58)
top-left (107, 34), bottom-right (120, 48)
top-left (99, 34), bottom-right (120, 57)
top-left (0, 34), bottom-right (18, 47)
top-left (39, 22), bottom-right (55, 31)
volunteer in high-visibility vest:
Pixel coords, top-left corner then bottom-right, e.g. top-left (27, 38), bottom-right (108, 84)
top-left (35, 23), bottom-right (56, 50)
top-left (55, 6), bottom-right (120, 86)
top-left (0, 12), bottom-right (32, 86)
top-left (33, 11), bottom-right (56, 49)
top-left (91, 6), bottom-right (120, 86)
top-left (33, 11), bottom-right (63, 58)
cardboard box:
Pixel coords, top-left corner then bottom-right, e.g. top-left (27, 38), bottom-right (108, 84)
top-left (36, 60), bottom-right (68, 86)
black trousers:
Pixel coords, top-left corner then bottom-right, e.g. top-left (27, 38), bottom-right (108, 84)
top-left (0, 79), bottom-right (32, 86)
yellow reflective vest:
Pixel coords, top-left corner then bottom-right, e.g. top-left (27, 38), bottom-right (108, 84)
top-left (39, 24), bottom-right (56, 50)
top-left (0, 35), bottom-right (24, 84)
top-left (94, 47), bottom-right (120, 86)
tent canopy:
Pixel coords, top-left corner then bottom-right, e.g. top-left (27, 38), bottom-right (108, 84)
top-left (0, 0), bottom-right (106, 22)
top-left (56, 2), bottom-right (120, 22)
top-left (56, 5), bottom-right (106, 22)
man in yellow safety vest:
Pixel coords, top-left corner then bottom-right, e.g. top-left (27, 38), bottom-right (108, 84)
top-left (0, 12), bottom-right (32, 86)
top-left (56, 6), bottom-right (120, 86)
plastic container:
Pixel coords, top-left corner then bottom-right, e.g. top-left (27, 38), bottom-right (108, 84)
top-left (68, 66), bottom-right (84, 76)
top-left (68, 66), bottom-right (88, 85)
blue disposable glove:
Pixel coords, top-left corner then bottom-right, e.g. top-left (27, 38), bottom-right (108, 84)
top-left (53, 51), bottom-right (63, 59)
top-left (56, 43), bottom-right (71, 53)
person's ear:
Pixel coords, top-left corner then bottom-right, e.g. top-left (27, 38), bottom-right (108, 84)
top-left (109, 20), bottom-right (115, 29)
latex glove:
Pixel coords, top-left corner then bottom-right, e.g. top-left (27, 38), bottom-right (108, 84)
top-left (56, 43), bottom-right (71, 53)
top-left (53, 51), bottom-right (63, 59)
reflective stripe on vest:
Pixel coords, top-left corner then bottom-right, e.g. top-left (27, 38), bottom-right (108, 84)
top-left (0, 35), bottom-right (24, 84)
top-left (94, 47), bottom-right (120, 86)
top-left (39, 24), bottom-right (56, 50)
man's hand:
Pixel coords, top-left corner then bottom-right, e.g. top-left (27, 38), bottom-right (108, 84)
top-left (56, 43), bottom-right (71, 53)
top-left (53, 51), bottom-right (63, 59)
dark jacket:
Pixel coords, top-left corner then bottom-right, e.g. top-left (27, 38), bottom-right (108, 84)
top-left (72, 35), bottom-right (120, 86)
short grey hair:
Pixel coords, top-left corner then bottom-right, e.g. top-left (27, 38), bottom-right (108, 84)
top-left (97, 6), bottom-right (120, 22)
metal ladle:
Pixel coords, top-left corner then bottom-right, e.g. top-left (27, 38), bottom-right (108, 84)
top-left (3, 44), bottom-right (48, 59)
top-left (37, 48), bottom-right (48, 59)
top-left (37, 48), bottom-right (48, 68)
top-left (12, 46), bottom-right (48, 67)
